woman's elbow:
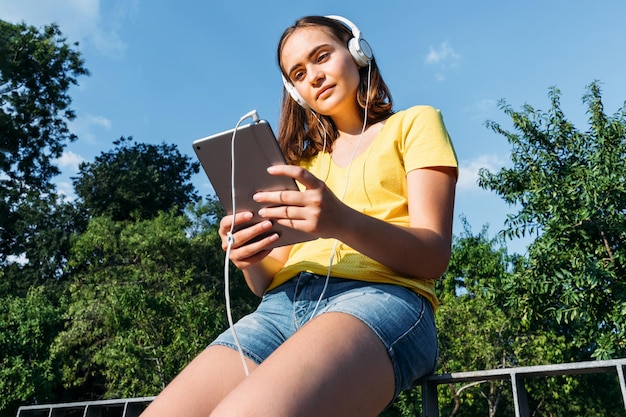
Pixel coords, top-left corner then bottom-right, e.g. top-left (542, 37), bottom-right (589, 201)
top-left (415, 239), bottom-right (452, 280)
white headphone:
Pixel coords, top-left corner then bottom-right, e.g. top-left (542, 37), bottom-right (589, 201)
top-left (282, 15), bottom-right (373, 110)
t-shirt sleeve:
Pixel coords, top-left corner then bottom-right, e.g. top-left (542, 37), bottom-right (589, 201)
top-left (398, 106), bottom-right (458, 174)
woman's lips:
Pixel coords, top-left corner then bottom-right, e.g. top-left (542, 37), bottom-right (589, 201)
top-left (316, 85), bottom-right (334, 100)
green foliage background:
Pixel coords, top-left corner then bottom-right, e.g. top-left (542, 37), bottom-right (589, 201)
top-left (1, 19), bottom-right (624, 417)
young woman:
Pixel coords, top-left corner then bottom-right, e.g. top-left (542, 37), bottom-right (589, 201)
top-left (142, 15), bottom-right (457, 417)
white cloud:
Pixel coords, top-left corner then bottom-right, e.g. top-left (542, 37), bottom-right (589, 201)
top-left (424, 41), bottom-right (461, 81)
top-left (425, 41), bottom-right (461, 67)
top-left (0, 0), bottom-right (130, 57)
top-left (69, 113), bottom-right (112, 144)
top-left (0, 0), bottom-right (99, 39)
top-left (85, 114), bottom-right (112, 129)
top-left (466, 98), bottom-right (498, 121)
top-left (457, 154), bottom-right (506, 193)
top-left (56, 180), bottom-right (77, 201)
top-left (0, 0), bottom-right (98, 24)
top-left (55, 150), bottom-right (85, 172)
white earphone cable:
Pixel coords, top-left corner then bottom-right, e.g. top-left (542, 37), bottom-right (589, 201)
top-left (224, 110), bottom-right (259, 377)
top-left (308, 61), bottom-right (372, 320)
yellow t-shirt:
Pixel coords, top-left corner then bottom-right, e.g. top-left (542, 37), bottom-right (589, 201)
top-left (268, 105), bottom-right (458, 308)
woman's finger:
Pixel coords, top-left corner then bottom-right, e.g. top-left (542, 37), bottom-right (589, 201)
top-left (267, 165), bottom-right (322, 190)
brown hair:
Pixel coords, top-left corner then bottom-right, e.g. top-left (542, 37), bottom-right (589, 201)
top-left (276, 16), bottom-right (394, 164)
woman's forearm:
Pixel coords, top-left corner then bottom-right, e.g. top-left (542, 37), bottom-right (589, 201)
top-left (335, 168), bottom-right (456, 280)
top-left (241, 250), bottom-right (289, 297)
top-left (336, 209), bottom-right (451, 280)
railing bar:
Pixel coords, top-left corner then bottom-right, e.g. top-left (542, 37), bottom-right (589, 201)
top-left (420, 378), bottom-right (440, 417)
top-left (16, 361), bottom-right (626, 417)
top-left (425, 359), bottom-right (626, 385)
top-left (18, 397), bottom-right (157, 412)
top-left (419, 359), bottom-right (626, 417)
top-left (510, 374), bottom-right (521, 417)
top-left (617, 364), bottom-right (626, 412)
top-left (511, 373), bottom-right (530, 417)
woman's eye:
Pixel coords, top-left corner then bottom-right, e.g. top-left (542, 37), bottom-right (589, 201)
top-left (293, 71), bottom-right (305, 81)
top-left (317, 52), bottom-right (329, 63)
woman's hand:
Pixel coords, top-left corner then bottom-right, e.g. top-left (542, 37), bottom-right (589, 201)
top-left (253, 165), bottom-right (348, 239)
top-left (218, 212), bottom-right (279, 270)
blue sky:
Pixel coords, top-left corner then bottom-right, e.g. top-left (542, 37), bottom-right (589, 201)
top-left (1, 0), bottom-right (625, 254)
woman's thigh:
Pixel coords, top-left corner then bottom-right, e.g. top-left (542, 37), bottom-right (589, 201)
top-left (210, 311), bottom-right (395, 417)
top-left (212, 274), bottom-right (438, 390)
top-left (141, 345), bottom-right (258, 417)
top-left (144, 276), bottom-right (438, 417)
top-left (319, 278), bottom-right (439, 395)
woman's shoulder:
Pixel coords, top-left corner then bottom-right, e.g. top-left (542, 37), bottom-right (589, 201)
top-left (384, 105), bottom-right (443, 129)
top-left (392, 105), bottom-right (441, 120)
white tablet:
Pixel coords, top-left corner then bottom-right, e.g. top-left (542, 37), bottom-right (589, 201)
top-left (193, 119), bottom-right (314, 249)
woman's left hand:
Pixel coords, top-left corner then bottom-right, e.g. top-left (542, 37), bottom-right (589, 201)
top-left (253, 165), bottom-right (347, 239)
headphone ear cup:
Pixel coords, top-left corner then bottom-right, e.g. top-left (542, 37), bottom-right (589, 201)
top-left (348, 37), bottom-right (373, 68)
top-left (282, 74), bottom-right (310, 110)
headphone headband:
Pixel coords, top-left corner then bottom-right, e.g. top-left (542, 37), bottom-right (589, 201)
top-left (325, 15), bottom-right (362, 41)
top-left (325, 15), bottom-right (373, 67)
top-left (282, 15), bottom-right (373, 109)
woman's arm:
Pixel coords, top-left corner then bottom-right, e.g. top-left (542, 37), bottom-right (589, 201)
top-left (338, 166), bottom-right (456, 279)
top-left (240, 246), bottom-right (291, 296)
top-left (256, 165), bottom-right (457, 280)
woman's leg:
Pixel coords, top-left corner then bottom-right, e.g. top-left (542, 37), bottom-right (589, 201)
top-left (210, 311), bottom-right (395, 417)
top-left (143, 277), bottom-right (434, 417)
top-left (140, 345), bottom-right (258, 417)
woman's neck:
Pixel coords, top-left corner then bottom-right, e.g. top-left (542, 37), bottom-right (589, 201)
top-left (329, 103), bottom-right (365, 136)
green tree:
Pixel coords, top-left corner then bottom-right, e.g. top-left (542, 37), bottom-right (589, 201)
top-left (0, 20), bottom-right (88, 269)
top-left (72, 136), bottom-right (200, 222)
top-left (479, 81), bottom-right (626, 361)
top-left (433, 222), bottom-right (541, 417)
top-left (429, 221), bottom-right (621, 417)
top-left (385, 217), bottom-right (622, 417)
top-left (53, 201), bottom-right (257, 400)
top-left (0, 286), bottom-right (63, 416)
top-left (0, 22), bottom-right (88, 416)
top-left (0, 193), bottom-right (86, 296)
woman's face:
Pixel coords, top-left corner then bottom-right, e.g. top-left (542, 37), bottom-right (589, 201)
top-left (280, 26), bottom-right (361, 117)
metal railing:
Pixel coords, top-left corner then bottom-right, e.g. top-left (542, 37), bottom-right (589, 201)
top-left (420, 358), bottom-right (626, 417)
top-left (15, 359), bottom-right (626, 417)
top-left (16, 397), bottom-right (155, 417)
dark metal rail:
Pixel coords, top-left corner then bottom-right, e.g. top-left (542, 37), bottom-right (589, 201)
top-left (16, 396), bottom-right (155, 417)
top-left (420, 358), bottom-right (626, 417)
top-left (15, 359), bottom-right (626, 417)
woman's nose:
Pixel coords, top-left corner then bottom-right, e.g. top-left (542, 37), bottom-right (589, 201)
top-left (307, 66), bottom-right (324, 85)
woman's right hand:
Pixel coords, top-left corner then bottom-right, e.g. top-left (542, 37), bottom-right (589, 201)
top-left (218, 212), bottom-right (280, 270)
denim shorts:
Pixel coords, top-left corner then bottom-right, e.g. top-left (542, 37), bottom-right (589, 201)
top-left (210, 271), bottom-right (438, 399)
